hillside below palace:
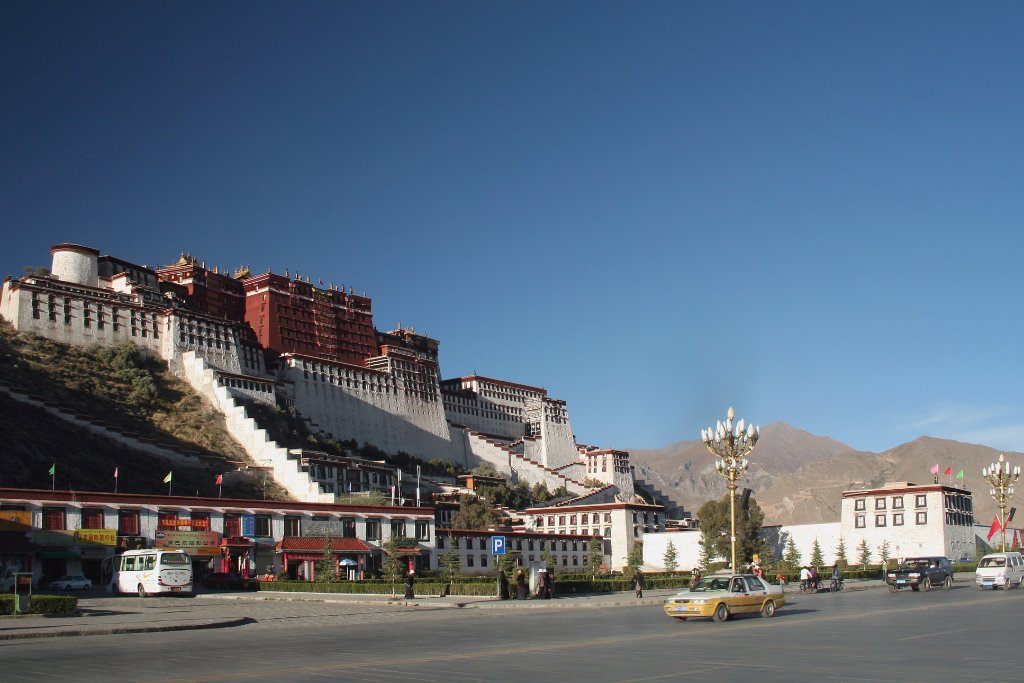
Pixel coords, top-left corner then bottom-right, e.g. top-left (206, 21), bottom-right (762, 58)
top-left (1, 244), bottom-right (640, 508)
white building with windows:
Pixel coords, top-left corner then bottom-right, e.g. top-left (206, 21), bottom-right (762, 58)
top-left (841, 481), bottom-right (975, 562)
top-left (436, 529), bottom-right (595, 577)
top-left (523, 501), bottom-right (665, 571)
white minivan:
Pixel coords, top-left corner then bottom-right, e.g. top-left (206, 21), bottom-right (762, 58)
top-left (975, 552), bottom-right (1024, 590)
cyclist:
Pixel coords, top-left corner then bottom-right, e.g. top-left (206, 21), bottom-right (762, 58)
top-left (830, 564), bottom-right (844, 591)
top-left (799, 565), bottom-right (812, 592)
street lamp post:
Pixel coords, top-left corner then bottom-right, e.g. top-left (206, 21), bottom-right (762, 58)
top-left (982, 453), bottom-right (1021, 553)
top-left (701, 406), bottom-right (759, 572)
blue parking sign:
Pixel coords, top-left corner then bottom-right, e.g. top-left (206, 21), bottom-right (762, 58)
top-left (491, 536), bottom-right (506, 555)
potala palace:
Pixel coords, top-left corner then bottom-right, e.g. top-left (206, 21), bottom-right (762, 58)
top-left (1, 243), bottom-right (641, 508)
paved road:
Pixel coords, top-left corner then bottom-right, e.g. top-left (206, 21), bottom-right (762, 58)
top-left (1, 581), bottom-right (1017, 682)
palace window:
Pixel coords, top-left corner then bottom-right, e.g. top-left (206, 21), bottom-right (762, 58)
top-left (875, 514), bottom-right (887, 527)
top-left (118, 509), bottom-right (140, 536)
top-left (42, 507), bottom-right (66, 530)
top-left (893, 513), bottom-right (904, 526)
top-left (893, 496), bottom-right (904, 509)
top-left (854, 499), bottom-right (866, 511)
top-left (254, 514), bottom-right (272, 537)
top-left (916, 512), bottom-right (928, 525)
top-left (916, 495), bottom-right (928, 508)
top-left (875, 498), bottom-right (886, 510)
top-left (855, 515), bottom-right (865, 529)
top-left (365, 519), bottom-right (381, 541)
top-left (222, 514), bottom-right (245, 537)
top-left (81, 508), bottom-right (104, 529)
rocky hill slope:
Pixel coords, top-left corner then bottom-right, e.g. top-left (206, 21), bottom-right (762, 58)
top-left (0, 320), bottom-right (285, 499)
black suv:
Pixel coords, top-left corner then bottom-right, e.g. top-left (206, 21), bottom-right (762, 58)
top-left (885, 557), bottom-right (954, 592)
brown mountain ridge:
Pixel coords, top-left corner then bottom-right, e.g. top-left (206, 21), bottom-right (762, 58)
top-left (627, 423), bottom-right (1020, 527)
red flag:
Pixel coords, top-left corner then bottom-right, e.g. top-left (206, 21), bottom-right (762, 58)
top-left (944, 467), bottom-right (952, 476)
top-left (215, 474), bottom-right (223, 486)
top-left (988, 515), bottom-right (1003, 541)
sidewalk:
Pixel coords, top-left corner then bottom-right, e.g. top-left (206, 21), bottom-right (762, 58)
top-left (0, 573), bottom-right (945, 641)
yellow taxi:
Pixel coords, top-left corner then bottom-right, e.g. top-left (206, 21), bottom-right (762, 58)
top-left (663, 573), bottom-right (785, 622)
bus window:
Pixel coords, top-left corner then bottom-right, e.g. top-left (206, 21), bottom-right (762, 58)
top-left (124, 557), bottom-right (135, 571)
top-left (144, 555), bottom-right (155, 570)
top-left (161, 553), bottom-right (189, 565)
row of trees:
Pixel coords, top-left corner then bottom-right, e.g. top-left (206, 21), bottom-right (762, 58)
top-left (782, 535), bottom-right (893, 570)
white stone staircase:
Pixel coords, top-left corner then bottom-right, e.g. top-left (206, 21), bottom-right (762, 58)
top-left (460, 428), bottom-right (589, 495)
top-left (177, 351), bottom-right (333, 503)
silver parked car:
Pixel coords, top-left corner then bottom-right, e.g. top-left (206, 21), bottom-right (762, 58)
top-left (48, 575), bottom-right (92, 590)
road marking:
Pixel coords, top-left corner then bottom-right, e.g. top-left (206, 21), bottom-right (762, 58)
top-left (898, 627), bottom-right (970, 641)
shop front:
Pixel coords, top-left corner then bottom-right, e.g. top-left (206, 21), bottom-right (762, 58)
top-left (155, 530), bottom-right (222, 582)
top-left (278, 537), bottom-right (373, 580)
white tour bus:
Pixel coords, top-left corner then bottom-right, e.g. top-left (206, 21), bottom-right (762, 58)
top-left (103, 549), bottom-right (193, 596)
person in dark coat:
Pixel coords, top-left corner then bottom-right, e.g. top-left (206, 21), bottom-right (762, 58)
top-left (498, 570), bottom-right (510, 600)
top-left (404, 571), bottom-right (415, 599)
top-left (634, 569), bottom-right (645, 598)
top-left (542, 569), bottom-right (554, 599)
top-left (515, 569), bottom-right (528, 600)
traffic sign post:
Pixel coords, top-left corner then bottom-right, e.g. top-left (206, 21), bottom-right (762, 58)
top-left (491, 536), bottom-right (506, 599)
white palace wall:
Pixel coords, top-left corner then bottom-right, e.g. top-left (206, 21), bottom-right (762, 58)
top-left (279, 361), bottom-right (454, 462)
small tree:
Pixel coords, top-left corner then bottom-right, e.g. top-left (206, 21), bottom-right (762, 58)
top-left (810, 538), bottom-right (824, 567)
top-left (697, 529), bottom-right (716, 571)
top-left (314, 536), bottom-right (336, 583)
top-left (542, 545), bottom-right (557, 574)
top-left (496, 552), bottom-right (517, 584)
top-left (857, 539), bottom-right (872, 570)
top-left (624, 543), bottom-right (643, 581)
top-left (784, 536), bottom-right (801, 569)
top-left (835, 536), bottom-right (848, 569)
top-left (877, 540), bottom-right (892, 568)
top-left (439, 536), bottom-right (461, 596)
top-left (381, 539), bottom-right (405, 597)
top-left (587, 536), bottom-right (604, 578)
top-left (663, 540), bottom-right (679, 573)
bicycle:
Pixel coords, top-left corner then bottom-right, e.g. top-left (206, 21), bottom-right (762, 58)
top-left (829, 577), bottom-right (844, 592)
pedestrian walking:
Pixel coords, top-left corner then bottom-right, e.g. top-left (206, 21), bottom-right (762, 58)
top-left (515, 569), bottom-right (528, 600)
top-left (634, 569), bottom-right (645, 598)
top-left (404, 570), bottom-right (415, 599)
top-left (498, 569), bottom-right (509, 600)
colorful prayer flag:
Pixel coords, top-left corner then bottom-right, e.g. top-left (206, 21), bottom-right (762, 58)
top-left (956, 469), bottom-right (964, 479)
top-left (163, 471), bottom-right (173, 484)
top-left (929, 463), bottom-right (939, 475)
top-left (215, 474), bottom-right (223, 486)
top-left (114, 466), bottom-right (119, 479)
top-left (48, 463), bottom-right (55, 476)
top-left (944, 467), bottom-right (952, 476)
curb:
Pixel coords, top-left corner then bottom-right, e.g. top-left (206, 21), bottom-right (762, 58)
top-left (0, 616), bottom-right (255, 641)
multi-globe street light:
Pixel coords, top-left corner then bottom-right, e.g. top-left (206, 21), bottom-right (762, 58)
top-left (701, 406), bottom-right (759, 572)
top-left (982, 453), bottom-right (1021, 553)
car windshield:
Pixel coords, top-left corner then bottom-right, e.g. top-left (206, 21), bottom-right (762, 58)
top-left (160, 553), bottom-right (189, 565)
top-left (905, 560), bottom-right (927, 568)
top-left (980, 557), bottom-right (1006, 568)
top-left (691, 577), bottom-right (730, 592)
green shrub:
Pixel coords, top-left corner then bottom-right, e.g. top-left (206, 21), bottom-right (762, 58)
top-left (0, 593), bottom-right (78, 615)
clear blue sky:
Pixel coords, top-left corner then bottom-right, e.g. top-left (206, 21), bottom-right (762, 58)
top-left (3, 2), bottom-right (1024, 454)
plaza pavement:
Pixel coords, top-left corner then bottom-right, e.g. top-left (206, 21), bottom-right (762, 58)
top-left (0, 573), bottom-right (974, 641)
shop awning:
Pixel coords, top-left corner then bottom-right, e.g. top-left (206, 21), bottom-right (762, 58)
top-left (39, 551), bottom-right (79, 560)
top-left (283, 553), bottom-right (327, 562)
